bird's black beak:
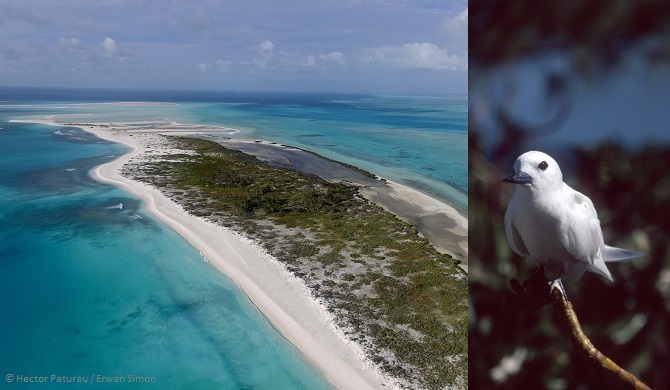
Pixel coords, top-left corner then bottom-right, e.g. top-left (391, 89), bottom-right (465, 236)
top-left (502, 172), bottom-right (532, 184)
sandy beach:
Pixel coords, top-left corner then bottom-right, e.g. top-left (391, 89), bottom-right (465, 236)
top-left (360, 180), bottom-right (468, 265)
top-left (14, 119), bottom-right (394, 390)
top-left (14, 118), bottom-right (467, 388)
top-left (95, 127), bottom-right (407, 390)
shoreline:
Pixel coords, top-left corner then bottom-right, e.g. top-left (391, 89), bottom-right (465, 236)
top-left (19, 119), bottom-right (395, 390)
top-left (181, 132), bottom-right (468, 268)
top-left (30, 116), bottom-right (468, 266)
top-left (15, 118), bottom-right (468, 387)
top-left (360, 178), bottom-right (468, 266)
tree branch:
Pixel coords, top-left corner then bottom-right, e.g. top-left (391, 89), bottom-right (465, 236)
top-left (549, 286), bottom-right (651, 390)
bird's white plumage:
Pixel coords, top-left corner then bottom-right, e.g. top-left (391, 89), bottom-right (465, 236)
top-left (503, 151), bottom-right (643, 282)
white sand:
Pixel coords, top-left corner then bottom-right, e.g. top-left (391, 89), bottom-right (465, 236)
top-left (17, 117), bottom-right (468, 387)
top-left (18, 120), bottom-right (396, 390)
top-left (360, 179), bottom-right (468, 271)
top-left (95, 128), bottom-right (402, 390)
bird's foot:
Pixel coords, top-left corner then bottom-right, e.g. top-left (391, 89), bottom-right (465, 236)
top-left (507, 267), bottom-right (552, 311)
top-left (549, 278), bottom-right (567, 299)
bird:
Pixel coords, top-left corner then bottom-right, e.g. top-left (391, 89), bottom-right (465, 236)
top-left (502, 151), bottom-right (644, 283)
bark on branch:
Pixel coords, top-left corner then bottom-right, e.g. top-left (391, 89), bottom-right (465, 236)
top-left (549, 286), bottom-right (651, 390)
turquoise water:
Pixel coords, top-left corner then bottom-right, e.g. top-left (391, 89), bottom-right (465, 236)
top-left (2, 88), bottom-right (467, 213)
top-left (0, 87), bottom-right (467, 388)
top-left (181, 94), bottom-right (467, 214)
top-left (0, 118), bottom-right (331, 388)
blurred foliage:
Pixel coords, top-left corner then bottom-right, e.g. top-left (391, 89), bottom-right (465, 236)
top-left (470, 2), bottom-right (670, 389)
top-left (470, 0), bottom-right (670, 72)
top-left (469, 140), bottom-right (670, 389)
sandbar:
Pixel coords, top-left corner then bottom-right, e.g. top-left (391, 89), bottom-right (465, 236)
top-left (15, 119), bottom-right (396, 390)
top-left (190, 133), bottom-right (469, 268)
top-left (14, 117), bottom-right (468, 387)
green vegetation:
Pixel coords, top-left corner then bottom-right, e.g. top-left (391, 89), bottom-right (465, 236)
top-left (122, 136), bottom-right (467, 389)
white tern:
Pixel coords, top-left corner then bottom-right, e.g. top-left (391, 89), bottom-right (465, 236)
top-left (502, 151), bottom-right (644, 283)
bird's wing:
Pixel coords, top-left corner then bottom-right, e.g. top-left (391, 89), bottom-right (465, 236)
top-left (559, 189), bottom-right (602, 261)
top-left (559, 189), bottom-right (613, 281)
top-left (504, 199), bottom-right (529, 257)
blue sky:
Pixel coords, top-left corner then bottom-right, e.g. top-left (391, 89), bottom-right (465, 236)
top-left (0, 0), bottom-right (467, 94)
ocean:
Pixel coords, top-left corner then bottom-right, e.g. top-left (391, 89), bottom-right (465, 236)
top-left (181, 93), bottom-right (468, 214)
top-left (0, 87), bottom-right (467, 214)
top-left (0, 87), bottom-right (467, 388)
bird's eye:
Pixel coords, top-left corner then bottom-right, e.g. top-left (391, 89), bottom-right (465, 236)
top-left (538, 161), bottom-right (548, 170)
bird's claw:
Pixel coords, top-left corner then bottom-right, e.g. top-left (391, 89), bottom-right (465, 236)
top-left (506, 267), bottom-right (553, 311)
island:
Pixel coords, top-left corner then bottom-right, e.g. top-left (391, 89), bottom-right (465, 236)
top-left (21, 119), bottom-right (468, 389)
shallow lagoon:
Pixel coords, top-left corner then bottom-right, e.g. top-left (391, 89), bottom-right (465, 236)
top-left (0, 120), bottom-right (331, 389)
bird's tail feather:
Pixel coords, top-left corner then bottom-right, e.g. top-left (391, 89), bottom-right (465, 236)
top-left (587, 259), bottom-right (614, 283)
top-left (603, 245), bottom-right (645, 262)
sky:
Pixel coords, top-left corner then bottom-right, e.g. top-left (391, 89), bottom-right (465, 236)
top-left (0, 0), bottom-right (467, 94)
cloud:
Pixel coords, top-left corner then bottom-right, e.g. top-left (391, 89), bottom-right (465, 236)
top-left (301, 52), bottom-right (347, 69)
top-left (197, 59), bottom-right (232, 73)
top-left (0, 1), bottom-right (466, 92)
top-left (101, 37), bottom-right (130, 60)
top-left (52, 36), bottom-right (130, 70)
top-left (58, 37), bottom-right (84, 49)
top-left (442, 7), bottom-right (468, 53)
top-left (215, 59), bottom-right (232, 68)
top-left (303, 55), bottom-right (316, 68)
top-left (199, 41), bottom-right (349, 75)
top-left (256, 40), bottom-right (275, 57)
top-left (359, 43), bottom-right (466, 71)
top-left (319, 51), bottom-right (347, 66)
top-left (446, 7), bottom-right (468, 30)
top-left (247, 41), bottom-right (336, 71)
top-left (103, 37), bottom-right (119, 57)
top-left (56, 37), bottom-right (94, 66)
top-left (249, 40), bottom-right (276, 68)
